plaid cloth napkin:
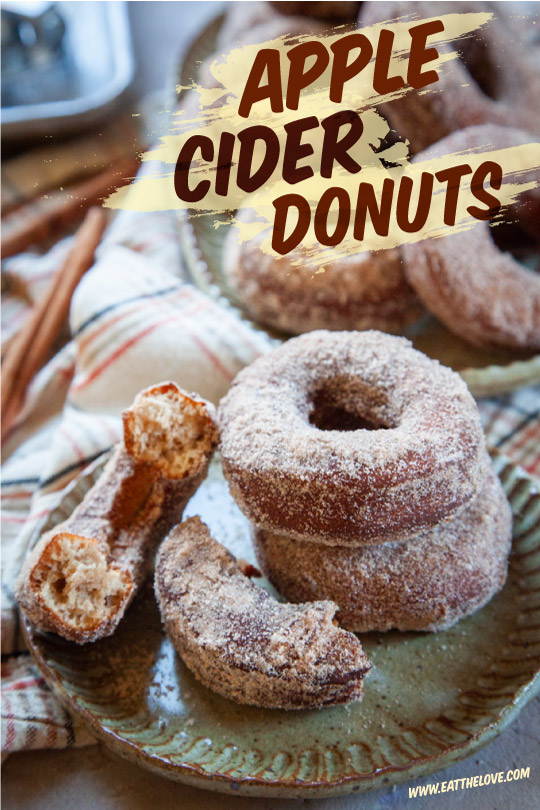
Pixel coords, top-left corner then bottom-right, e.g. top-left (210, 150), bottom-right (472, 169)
top-left (1, 149), bottom-right (539, 757)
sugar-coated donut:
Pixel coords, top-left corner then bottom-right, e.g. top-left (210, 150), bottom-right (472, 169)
top-left (219, 331), bottom-right (488, 546)
top-left (253, 466), bottom-right (512, 632)
top-left (216, 1), bottom-right (327, 51)
top-left (360, 1), bottom-right (540, 153)
top-left (223, 210), bottom-right (423, 335)
top-left (270, 1), bottom-right (361, 22)
top-left (403, 125), bottom-right (540, 351)
top-left (155, 517), bottom-right (370, 709)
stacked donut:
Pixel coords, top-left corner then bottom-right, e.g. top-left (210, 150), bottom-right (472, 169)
top-left (219, 331), bottom-right (512, 632)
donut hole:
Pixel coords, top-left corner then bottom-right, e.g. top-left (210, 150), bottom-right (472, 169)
top-left (309, 385), bottom-right (392, 432)
top-left (489, 205), bottom-right (540, 271)
top-left (458, 36), bottom-right (499, 100)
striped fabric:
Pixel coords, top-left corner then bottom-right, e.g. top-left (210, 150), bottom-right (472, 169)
top-left (1, 182), bottom-right (273, 752)
top-left (1, 170), bottom-right (539, 756)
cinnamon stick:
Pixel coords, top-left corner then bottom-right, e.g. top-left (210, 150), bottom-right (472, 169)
top-left (1, 208), bottom-right (107, 444)
top-left (1, 157), bottom-right (139, 259)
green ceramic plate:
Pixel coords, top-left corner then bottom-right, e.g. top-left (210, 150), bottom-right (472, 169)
top-left (22, 452), bottom-right (540, 798)
top-left (175, 16), bottom-right (540, 398)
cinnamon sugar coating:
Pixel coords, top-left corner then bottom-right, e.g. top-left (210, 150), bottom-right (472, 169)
top-left (219, 331), bottom-right (487, 545)
top-left (360, 1), bottom-right (540, 152)
top-left (216, 1), bottom-right (352, 51)
top-left (16, 383), bottom-right (218, 644)
top-left (402, 125), bottom-right (540, 351)
top-left (223, 208), bottom-right (422, 335)
top-left (155, 517), bottom-right (370, 709)
top-left (216, 1), bottom-right (323, 50)
top-left (253, 466), bottom-right (512, 632)
top-left (270, 1), bottom-right (360, 22)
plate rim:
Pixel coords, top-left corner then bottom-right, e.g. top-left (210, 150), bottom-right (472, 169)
top-left (20, 451), bottom-right (540, 798)
top-left (20, 614), bottom-right (540, 797)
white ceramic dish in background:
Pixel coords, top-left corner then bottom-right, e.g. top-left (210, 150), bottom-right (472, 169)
top-left (1, 0), bottom-right (133, 140)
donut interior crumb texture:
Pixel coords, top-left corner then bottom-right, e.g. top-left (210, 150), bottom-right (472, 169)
top-left (123, 384), bottom-right (218, 479)
top-left (155, 517), bottom-right (371, 709)
top-left (29, 534), bottom-right (132, 634)
top-left (17, 383), bottom-right (218, 643)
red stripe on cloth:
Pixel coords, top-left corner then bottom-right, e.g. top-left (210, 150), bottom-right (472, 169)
top-left (72, 315), bottom-right (181, 392)
top-left (44, 690), bottom-right (58, 748)
top-left (78, 287), bottom-right (192, 353)
top-left (505, 419), bottom-right (540, 457)
top-left (3, 677), bottom-right (45, 691)
top-left (184, 328), bottom-right (234, 382)
top-left (72, 302), bottom-right (217, 392)
top-left (2, 509), bottom-right (49, 524)
top-left (2, 694), bottom-right (16, 750)
top-left (131, 233), bottom-right (179, 252)
top-left (58, 426), bottom-right (86, 461)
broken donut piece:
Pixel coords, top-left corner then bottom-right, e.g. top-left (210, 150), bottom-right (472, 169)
top-left (16, 382), bottom-right (218, 644)
top-left (155, 517), bottom-right (371, 709)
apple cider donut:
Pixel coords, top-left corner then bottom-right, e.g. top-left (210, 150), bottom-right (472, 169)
top-left (16, 383), bottom-right (218, 644)
top-left (223, 208), bottom-right (423, 335)
top-left (219, 330), bottom-right (488, 546)
top-left (155, 517), bottom-right (370, 709)
top-left (402, 125), bottom-right (540, 351)
top-left (269, 1), bottom-right (361, 23)
top-left (253, 467), bottom-right (513, 632)
top-left (360, 1), bottom-right (540, 153)
top-left (216, 1), bottom-right (326, 51)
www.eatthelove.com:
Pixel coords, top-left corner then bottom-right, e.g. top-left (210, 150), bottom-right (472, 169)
top-left (409, 767), bottom-right (531, 798)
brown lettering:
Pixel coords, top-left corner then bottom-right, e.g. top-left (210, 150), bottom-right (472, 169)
top-left (215, 131), bottom-right (236, 197)
top-left (329, 34), bottom-right (373, 103)
top-left (237, 126), bottom-right (280, 193)
top-left (286, 41), bottom-right (329, 110)
top-left (283, 116), bottom-right (319, 184)
top-left (373, 29), bottom-right (405, 95)
top-left (467, 161), bottom-right (503, 220)
top-left (320, 110), bottom-right (363, 179)
top-left (314, 188), bottom-right (351, 246)
top-left (396, 172), bottom-right (434, 232)
top-left (435, 163), bottom-right (472, 225)
top-left (408, 20), bottom-right (445, 89)
top-left (174, 135), bottom-right (214, 203)
top-left (272, 193), bottom-right (311, 254)
top-left (238, 49), bottom-right (283, 119)
top-left (353, 178), bottom-right (394, 240)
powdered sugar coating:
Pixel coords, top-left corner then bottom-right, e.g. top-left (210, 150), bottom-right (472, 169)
top-left (219, 330), bottom-right (487, 545)
top-left (253, 466), bottom-right (512, 632)
top-left (223, 208), bottom-right (422, 335)
top-left (155, 517), bottom-right (370, 709)
top-left (360, 1), bottom-right (540, 152)
top-left (403, 125), bottom-right (540, 350)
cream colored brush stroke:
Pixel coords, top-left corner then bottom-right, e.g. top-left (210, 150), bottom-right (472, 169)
top-left (105, 10), bottom-right (539, 264)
